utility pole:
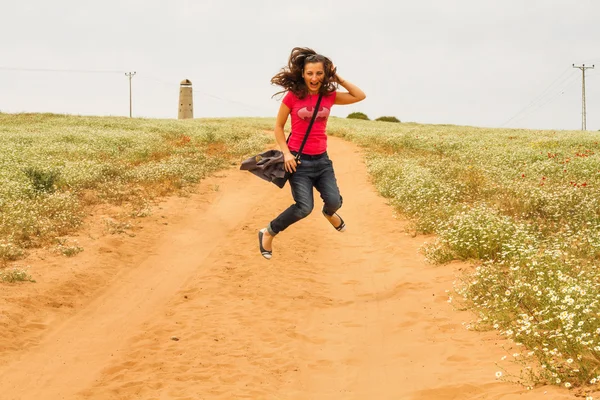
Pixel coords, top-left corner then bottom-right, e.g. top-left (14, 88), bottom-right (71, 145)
top-left (125, 71), bottom-right (137, 118)
top-left (572, 64), bottom-right (594, 131)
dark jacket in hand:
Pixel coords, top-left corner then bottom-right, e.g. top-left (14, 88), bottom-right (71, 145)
top-left (240, 149), bottom-right (289, 188)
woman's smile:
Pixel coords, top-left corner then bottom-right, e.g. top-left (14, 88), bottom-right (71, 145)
top-left (303, 62), bottom-right (324, 94)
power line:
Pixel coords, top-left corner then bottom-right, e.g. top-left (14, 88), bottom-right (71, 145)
top-left (0, 66), bottom-right (125, 74)
top-left (573, 63), bottom-right (595, 131)
top-left (1, 67), bottom-right (273, 116)
top-left (580, 57), bottom-right (600, 65)
top-left (519, 67), bottom-right (572, 109)
top-left (138, 75), bottom-right (273, 114)
top-left (505, 75), bottom-right (581, 128)
top-left (192, 90), bottom-right (271, 114)
top-left (500, 68), bottom-right (579, 127)
top-left (505, 73), bottom-right (580, 126)
top-left (138, 75), bottom-right (174, 87)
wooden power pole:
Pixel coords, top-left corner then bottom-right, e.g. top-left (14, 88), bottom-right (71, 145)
top-left (125, 71), bottom-right (137, 118)
top-left (572, 64), bottom-right (594, 131)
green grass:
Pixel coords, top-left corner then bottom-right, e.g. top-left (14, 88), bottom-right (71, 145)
top-left (327, 117), bottom-right (600, 391)
top-left (0, 113), bottom-right (274, 263)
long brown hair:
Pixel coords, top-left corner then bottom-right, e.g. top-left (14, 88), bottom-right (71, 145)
top-left (271, 47), bottom-right (337, 99)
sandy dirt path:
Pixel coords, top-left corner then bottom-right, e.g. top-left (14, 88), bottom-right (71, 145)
top-left (0, 136), bottom-right (581, 399)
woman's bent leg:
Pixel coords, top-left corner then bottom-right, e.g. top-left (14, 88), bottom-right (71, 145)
top-left (268, 171), bottom-right (314, 236)
top-left (315, 158), bottom-right (343, 216)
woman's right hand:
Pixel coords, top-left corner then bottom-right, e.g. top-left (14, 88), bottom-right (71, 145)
top-left (283, 151), bottom-right (298, 173)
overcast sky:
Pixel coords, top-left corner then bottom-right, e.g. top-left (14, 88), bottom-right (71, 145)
top-left (1, 0), bottom-right (599, 131)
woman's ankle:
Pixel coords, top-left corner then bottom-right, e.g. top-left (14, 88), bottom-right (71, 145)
top-left (324, 213), bottom-right (339, 224)
top-left (266, 224), bottom-right (277, 237)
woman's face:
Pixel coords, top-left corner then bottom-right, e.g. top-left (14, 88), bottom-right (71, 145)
top-left (302, 61), bottom-right (325, 94)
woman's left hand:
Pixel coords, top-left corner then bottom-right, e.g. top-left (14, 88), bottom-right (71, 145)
top-left (283, 151), bottom-right (297, 173)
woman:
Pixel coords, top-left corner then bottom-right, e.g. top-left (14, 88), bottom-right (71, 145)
top-left (258, 47), bottom-right (366, 259)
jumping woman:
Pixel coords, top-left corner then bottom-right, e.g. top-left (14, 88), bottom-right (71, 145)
top-left (258, 47), bottom-right (366, 259)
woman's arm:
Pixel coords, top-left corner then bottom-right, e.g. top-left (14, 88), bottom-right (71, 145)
top-left (274, 102), bottom-right (291, 152)
top-left (274, 103), bottom-right (298, 173)
top-left (334, 74), bottom-right (366, 105)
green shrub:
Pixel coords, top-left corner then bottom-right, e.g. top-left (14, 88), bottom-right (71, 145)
top-left (0, 240), bottom-right (25, 262)
top-left (347, 112), bottom-right (369, 120)
top-left (375, 116), bottom-right (401, 123)
top-left (23, 167), bottom-right (61, 193)
top-left (60, 245), bottom-right (84, 257)
top-left (0, 267), bottom-right (35, 283)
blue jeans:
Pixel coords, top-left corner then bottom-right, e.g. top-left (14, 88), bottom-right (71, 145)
top-left (267, 152), bottom-right (343, 236)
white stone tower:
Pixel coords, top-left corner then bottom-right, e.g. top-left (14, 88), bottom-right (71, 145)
top-left (178, 79), bottom-right (193, 119)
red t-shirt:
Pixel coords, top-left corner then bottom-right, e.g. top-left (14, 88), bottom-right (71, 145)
top-left (283, 91), bottom-right (336, 155)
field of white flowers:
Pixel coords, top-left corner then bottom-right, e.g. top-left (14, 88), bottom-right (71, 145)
top-left (0, 113), bottom-right (271, 267)
top-left (327, 118), bottom-right (600, 391)
top-left (4, 111), bottom-right (600, 392)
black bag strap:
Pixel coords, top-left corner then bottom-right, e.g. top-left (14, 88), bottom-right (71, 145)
top-left (285, 93), bottom-right (324, 162)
